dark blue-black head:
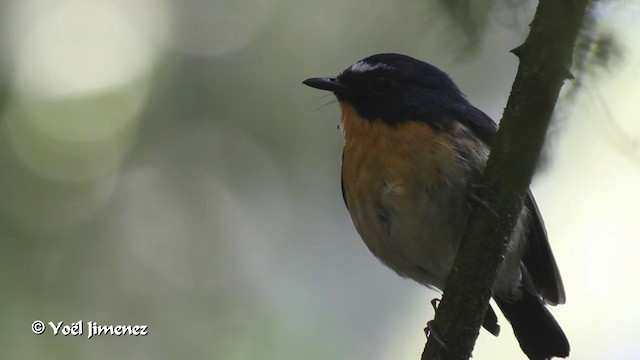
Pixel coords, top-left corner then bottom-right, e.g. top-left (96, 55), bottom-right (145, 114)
top-left (303, 53), bottom-right (497, 140)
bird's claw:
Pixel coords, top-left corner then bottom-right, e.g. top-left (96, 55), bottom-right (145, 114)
top-left (430, 298), bottom-right (440, 312)
top-left (425, 320), bottom-right (448, 351)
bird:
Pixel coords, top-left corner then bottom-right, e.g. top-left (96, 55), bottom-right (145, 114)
top-left (302, 53), bottom-right (569, 360)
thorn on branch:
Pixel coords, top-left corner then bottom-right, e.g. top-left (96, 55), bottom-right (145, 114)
top-left (564, 67), bottom-right (575, 80)
top-left (510, 44), bottom-right (526, 58)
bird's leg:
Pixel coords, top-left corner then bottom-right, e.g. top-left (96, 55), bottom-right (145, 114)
top-left (423, 298), bottom-right (448, 350)
top-left (424, 320), bottom-right (448, 351)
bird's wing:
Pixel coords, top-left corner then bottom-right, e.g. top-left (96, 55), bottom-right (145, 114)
top-left (453, 104), bottom-right (499, 145)
top-left (521, 192), bottom-right (566, 305)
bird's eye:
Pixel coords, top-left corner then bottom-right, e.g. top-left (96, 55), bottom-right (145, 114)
top-left (371, 75), bottom-right (393, 93)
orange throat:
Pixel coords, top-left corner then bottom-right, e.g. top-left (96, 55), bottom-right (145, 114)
top-left (339, 101), bottom-right (459, 190)
top-left (339, 101), bottom-right (452, 149)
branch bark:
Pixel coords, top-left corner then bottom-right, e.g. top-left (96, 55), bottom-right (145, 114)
top-left (421, 1), bottom-right (590, 359)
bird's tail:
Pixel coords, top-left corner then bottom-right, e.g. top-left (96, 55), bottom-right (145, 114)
top-left (495, 292), bottom-right (569, 360)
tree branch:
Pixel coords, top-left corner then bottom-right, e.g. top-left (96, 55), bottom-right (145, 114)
top-left (421, 1), bottom-right (590, 359)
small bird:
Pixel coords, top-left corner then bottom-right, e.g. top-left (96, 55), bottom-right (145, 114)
top-left (303, 53), bottom-right (569, 360)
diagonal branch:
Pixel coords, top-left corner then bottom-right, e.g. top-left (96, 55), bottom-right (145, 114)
top-left (421, 1), bottom-right (590, 359)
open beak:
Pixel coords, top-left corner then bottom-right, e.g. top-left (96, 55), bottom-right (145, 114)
top-left (302, 77), bottom-right (348, 93)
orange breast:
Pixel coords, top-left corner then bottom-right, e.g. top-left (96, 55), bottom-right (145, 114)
top-left (340, 102), bottom-right (459, 204)
top-left (340, 103), bottom-right (468, 281)
top-left (338, 102), bottom-right (492, 288)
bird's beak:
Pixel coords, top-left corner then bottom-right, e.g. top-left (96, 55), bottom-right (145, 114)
top-left (302, 77), bottom-right (348, 93)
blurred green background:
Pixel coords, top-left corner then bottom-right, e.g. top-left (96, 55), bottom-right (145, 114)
top-left (1, 0), bottom-right (639, 359)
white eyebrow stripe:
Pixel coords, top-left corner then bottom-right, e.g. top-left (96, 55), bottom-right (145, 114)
top-left (349, 61), bottom-right (392, 73)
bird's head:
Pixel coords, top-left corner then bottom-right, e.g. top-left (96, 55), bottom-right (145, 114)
top-left (303, 53), bottom-right (497, 142)
top-left (303, 53), bottom-right (470, 126)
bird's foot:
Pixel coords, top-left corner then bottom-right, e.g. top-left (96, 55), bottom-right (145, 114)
top-left (424, 299), bottom-right (447, 350)
top-left (430, 298), bottom-right (440, 312)
top-left (424, 320), bottom-right (448, 351)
